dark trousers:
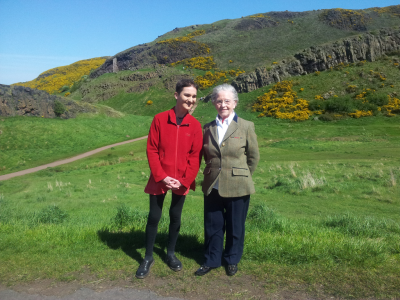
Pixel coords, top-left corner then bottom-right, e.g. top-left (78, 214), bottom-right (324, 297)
top-left (145, 192), bottom-right (186, 259)
top-left (203, 189), bottom-right (250, 267)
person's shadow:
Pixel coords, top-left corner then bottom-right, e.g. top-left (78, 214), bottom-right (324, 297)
top-left (97, 228), bottom-right (204, 264)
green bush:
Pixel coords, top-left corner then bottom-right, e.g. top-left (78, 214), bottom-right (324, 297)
top-left (36, 205), bottom-right (68, 224)
top-left (111, 204), bottom-right (148, 230)
top-left (54, 100), bottom-right (66, 116)
top-left (60, 85), bottom-right (70, 92)
top-left (324, 96), bottom-right (355, 113)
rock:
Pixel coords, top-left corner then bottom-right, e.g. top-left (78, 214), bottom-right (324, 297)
top-left (0, 84), bottom-right (96, 119)
top-left (233, 28), bottom-right (400, 93)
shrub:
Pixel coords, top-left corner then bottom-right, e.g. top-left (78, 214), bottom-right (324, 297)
top-left (252, 80), bottom-right (311, 121)
top-left (36, 205), bottom-right (68, 224)
top-left (111, 204), bottom-right (148, 230)
top-left (54, 100), bottom-right (66, 116)
top-left (324, 96), bottom-right (355, 113)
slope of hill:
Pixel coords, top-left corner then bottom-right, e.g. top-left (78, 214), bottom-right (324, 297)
top-left (91, 6), bottom-right (400, 77)
top-left (13, 57), bottom-right (109, 94)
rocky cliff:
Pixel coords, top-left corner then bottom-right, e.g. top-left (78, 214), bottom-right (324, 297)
top-left (0, 85), bottom-right (96, 118)
top-left (90, 40), bottom-right (209, 79)
top-left (232, 27), bottom-right (400, 93)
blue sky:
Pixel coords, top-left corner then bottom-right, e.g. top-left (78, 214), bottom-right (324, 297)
top-left (1, 0), bottom-right (399, 85)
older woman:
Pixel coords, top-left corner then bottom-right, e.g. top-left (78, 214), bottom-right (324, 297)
top-left (195, 84), bottom-right (260, 276)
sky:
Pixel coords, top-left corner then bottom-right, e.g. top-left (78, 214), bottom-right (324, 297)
top-left (1, 0), bottom-right (399, 85)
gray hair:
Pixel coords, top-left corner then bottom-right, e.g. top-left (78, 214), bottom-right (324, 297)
top-left (211, 84), bottom-right (239, 103)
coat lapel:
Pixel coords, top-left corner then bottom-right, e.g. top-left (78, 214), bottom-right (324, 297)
top-left (209, 121), bottom-right (219, 148)
top-left (222, 118), bottom-right (238, 143)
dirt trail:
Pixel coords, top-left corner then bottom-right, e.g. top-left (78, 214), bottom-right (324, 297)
top-left (0, 136), bottom-right (148, 181)
top-left (0, 101), bottom-right (201, 182)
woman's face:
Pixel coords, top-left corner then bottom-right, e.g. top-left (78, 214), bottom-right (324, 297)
top-left (213, 91), bottom-right (237, 119)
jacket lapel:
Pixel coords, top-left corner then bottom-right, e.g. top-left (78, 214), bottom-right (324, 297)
top-left (209, 121), bottom-right (219, 149)
top-left (222, 117), bottom-right (238, 143)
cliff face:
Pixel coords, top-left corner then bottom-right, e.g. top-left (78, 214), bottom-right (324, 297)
top-left (90, 41), bottom-right (209, 79)
top-left (0, 85), bottom-right (95, 118)
top-left (232, 27), bottom-right (400, 93)
top-left (0, 85), bottom-right (57, 117)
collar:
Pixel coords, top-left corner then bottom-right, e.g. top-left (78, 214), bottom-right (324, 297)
top-left (169, 107), bottom-right (189, 125)
top-left (216, 111), bottom-right (236, 127)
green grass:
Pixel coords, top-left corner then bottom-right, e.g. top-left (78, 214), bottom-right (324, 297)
top-left (1, 112), bottom-right (400, 298)
top-left (0, 113), bottom-right (152, 175)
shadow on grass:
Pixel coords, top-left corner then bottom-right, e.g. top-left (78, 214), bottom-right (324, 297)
top-left (97, 229), bottom-right (203, 264)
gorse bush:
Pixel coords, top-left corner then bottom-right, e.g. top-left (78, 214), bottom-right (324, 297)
top-left (171, 56), bottom-right (216, 70)
top-left (252, 80), bottom-right (312, 121)
top-left (13, 58), bottom-right (106, 94)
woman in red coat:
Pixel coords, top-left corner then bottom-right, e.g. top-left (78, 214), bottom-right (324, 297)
top-left (136, 79), bottom-right (203, 279)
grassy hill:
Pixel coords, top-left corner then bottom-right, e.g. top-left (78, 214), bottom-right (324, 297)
top-left (12, 57), bottom-right (108, 95)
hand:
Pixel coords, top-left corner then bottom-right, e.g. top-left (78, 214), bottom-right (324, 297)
top-left (162, 176), bottom-right (182, 190)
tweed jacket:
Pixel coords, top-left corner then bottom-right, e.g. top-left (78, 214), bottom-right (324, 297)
top-left (202, 114), bottom-right (260, 197)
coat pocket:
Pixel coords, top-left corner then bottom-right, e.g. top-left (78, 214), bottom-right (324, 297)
top-left (232, 167), bottom-right (249, 176)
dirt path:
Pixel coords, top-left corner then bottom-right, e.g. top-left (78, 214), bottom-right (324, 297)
top-left (0, 136), bottom-right (148, 181)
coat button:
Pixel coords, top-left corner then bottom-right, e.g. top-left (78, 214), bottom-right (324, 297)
top-left (222, 142), bottom-right (225, 147)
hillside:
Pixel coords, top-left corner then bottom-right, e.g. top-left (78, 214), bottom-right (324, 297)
top-left (13, 57), bottom-right (108, 95)
top-left (91, 6), bottom-right (400, 76)
top-left (61, 5), bottom-right (400, 121)
top-left (4, 5), bottom-right (400, 122)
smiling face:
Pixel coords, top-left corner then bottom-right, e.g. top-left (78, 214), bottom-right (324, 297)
top-left (174, 86), bottom-right (197, 115)
top-left (213, 90), bottom-right (237, 119)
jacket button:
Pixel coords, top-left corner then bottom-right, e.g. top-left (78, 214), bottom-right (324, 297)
top-left (222, 142), bottom-right (225, 147)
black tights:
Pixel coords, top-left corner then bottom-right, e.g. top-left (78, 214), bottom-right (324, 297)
top-left (144, 192), bottom-right (186, 259)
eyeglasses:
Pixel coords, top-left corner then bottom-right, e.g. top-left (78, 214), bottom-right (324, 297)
top-left (215, 99), bottom-right (233, 106)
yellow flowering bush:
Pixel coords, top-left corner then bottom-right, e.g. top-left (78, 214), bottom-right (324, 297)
top-left (250, 14), bottom-right (266, 18)
top-left (252, 81), bottom-right (311, 121)
top-left (13, 57), bottom-right (106, 94)
top-left (348, 110), bottom-right (373, 118)
top-left (157, 30), bottom-right (209, 53)
top-left (171, 56), bottom-right (216, 70)
top-left (64, 92), bottom-right (71, 97)
top-left (381, 96), bottom-right (400, 116)
top-left (195, 71), bottom-right (227, 89)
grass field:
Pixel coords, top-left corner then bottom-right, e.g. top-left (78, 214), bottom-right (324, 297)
top-left (1, 105), bottom-right (399, 298)
top-left (0, 113), bottom-right (152, 176)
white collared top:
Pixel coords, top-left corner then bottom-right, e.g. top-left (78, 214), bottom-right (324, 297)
top-left (216, 111), bottom-right (235, 146)
top-left (213, 111), bottom-right (235, 190)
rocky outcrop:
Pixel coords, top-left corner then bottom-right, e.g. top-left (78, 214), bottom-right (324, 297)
top-left (90, 40), bottom-right (209, 79)
top-left (0, 85), bottom-right (95, 118)
top-left (232, 27), bottom-right (400, 93)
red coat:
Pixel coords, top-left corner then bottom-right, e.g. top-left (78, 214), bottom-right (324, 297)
top-left (144, 107), bottom-right (203, 195)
